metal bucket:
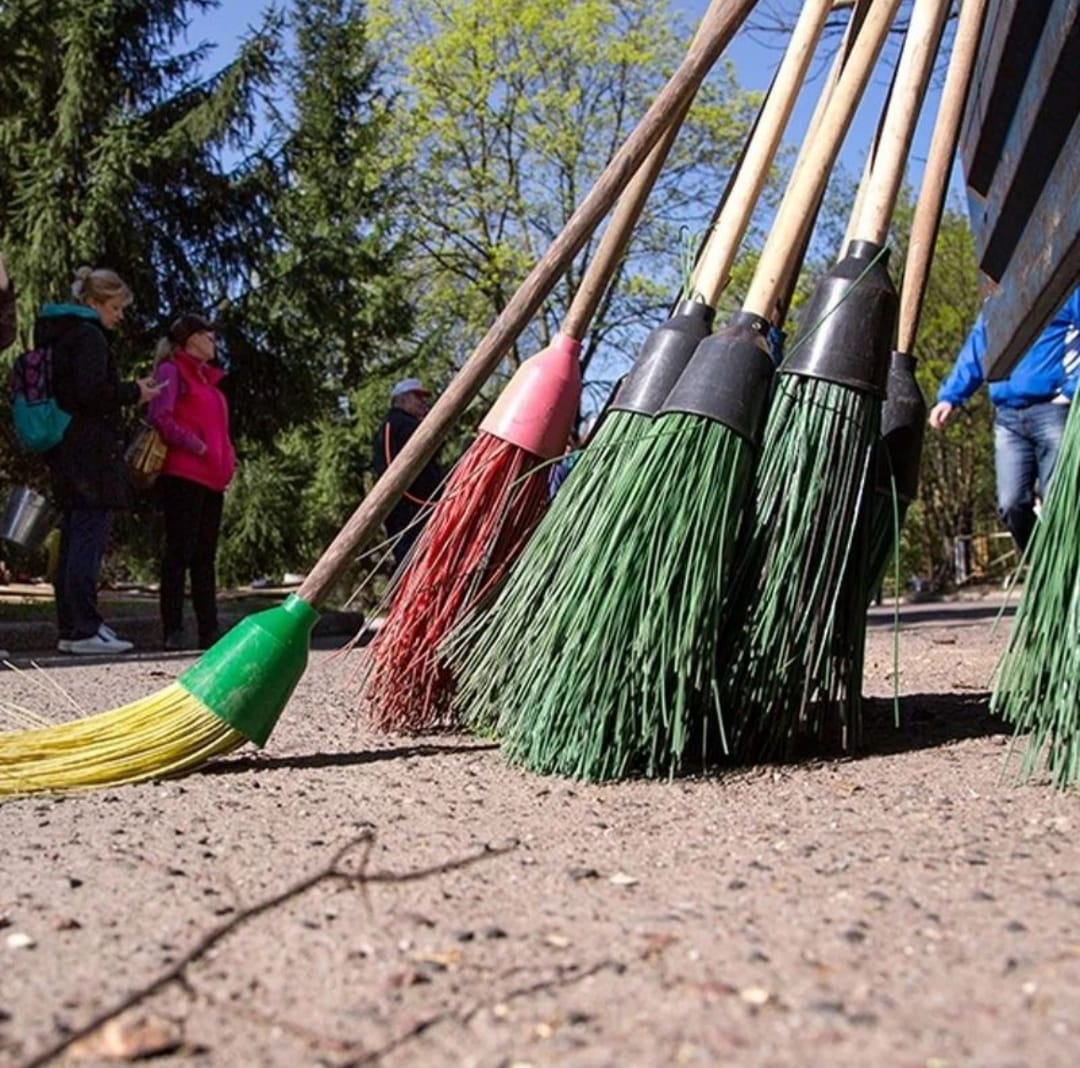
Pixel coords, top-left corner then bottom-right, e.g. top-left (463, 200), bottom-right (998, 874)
top-left (1, 486), bottom-right (60, 553)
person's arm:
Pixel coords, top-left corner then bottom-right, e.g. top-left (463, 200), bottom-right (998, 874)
top-left (1061, 285), bottom-right (1080, 400)
top-left (929, 315), bottom-right (987, 429)
top-left (148, 362), bottom-right (206, 454)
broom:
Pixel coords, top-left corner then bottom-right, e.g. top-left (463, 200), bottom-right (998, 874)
top-left (992, 397), bottom-right (1080, 787)
top-left (864, 0), bottom-right (988, 595)
top-left (0, 0), bottom-right (759, 797)
top-left (451, 0), bottom-right (880, 779)
top-left (723, 0), bottom-right (950, 762)
top-left (361, 29), bottom-right (710, 735)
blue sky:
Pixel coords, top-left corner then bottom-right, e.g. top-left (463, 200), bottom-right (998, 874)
top-left (185, 0), bottom-right (961, 208)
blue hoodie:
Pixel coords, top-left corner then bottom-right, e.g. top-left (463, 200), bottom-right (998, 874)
top-left (937, 286), bottom-right (1080, 410)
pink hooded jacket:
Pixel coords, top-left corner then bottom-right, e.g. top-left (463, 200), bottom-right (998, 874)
top-left (149, 349), bottom-right (236, 492)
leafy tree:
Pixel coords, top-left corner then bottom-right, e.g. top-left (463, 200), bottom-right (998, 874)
top-left (219, 0), bottom-right (418, 585)
top-left (899, 200), bottom-right (995, 588)
top-left (368, 0), bottom-right (761, 414)
top-left (0, 0), bottom-right (281, 506)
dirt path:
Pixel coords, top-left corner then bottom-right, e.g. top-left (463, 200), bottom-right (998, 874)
top-left (1, 599), bottom-right (1078, 1067)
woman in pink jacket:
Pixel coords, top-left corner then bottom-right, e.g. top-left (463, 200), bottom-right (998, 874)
top-left (149, 313), bottom-right (236, 650)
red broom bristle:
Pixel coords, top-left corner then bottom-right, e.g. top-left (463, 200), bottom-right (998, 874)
top-left (363, 433), bottom-right (551, 732)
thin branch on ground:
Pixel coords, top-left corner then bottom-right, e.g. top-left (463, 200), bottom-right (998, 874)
top-left (337, 958), bottom-right (626, 1067)
top-left (18, 833), bottom-right (513, 1068)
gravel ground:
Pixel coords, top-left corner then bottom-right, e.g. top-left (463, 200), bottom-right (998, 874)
top-left (1, 596), bottom-right (1078, 1068)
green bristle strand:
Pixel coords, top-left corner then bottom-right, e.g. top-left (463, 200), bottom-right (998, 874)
top-left (992, 402), bottom-right (1080, 788)
top-left (723, 375), bottom-right (880, 760)
top-left (458, 412), bottom-right (754, 781)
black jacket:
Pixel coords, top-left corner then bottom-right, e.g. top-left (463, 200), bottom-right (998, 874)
top-left (0, 282), bottom-right (15, 352)
top-left (371, 406), bottom-right (443, 520)
top-left (34, 307), bottom-right (140, 509)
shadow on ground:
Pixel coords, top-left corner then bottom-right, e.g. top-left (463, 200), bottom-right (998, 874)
top-left (200, 741), bottom-right (498, 776)
top-left (857, 691), bottom-right (1006, 756)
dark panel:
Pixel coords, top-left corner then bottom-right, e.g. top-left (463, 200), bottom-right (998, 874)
top-left (960, 0), bottom-right (1080, 378)
top-left (983, 123), bottom-right (1080, 379)
top-left (963, 0), bottom-right (1054, 196)
top-left (979, 7), bottom-right (1080, 280)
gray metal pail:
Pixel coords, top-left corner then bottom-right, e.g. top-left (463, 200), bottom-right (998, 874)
top-left (1, 486), bottom-right (60, 553)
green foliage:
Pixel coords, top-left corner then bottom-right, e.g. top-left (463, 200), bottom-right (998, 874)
top-left (368, 0), bottom-right (761, 412)
top-left (893, 192), bottom-right (994, 589)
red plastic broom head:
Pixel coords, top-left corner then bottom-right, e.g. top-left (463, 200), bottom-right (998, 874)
top-left (480, 333), bottom-right (583, 459)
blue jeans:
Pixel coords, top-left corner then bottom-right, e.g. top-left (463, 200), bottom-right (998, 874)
top-left (994, 401), bottom-right (1069, 551)
top-left (55, 508), bottom-right (111, 640)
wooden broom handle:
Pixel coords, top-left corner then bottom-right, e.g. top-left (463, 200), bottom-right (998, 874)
top-left (897, 0), bottom-right (988, 352)
top-left (298, 0), bottom-right (759, 607)
top-left (743, 0), bottom-right (902, 320)
top-left (850, 0), bottom-right (952, 247)
top-left (691, 0), bottom-right (834, 306)
top-left (773, 0), bottom-right (872, 321)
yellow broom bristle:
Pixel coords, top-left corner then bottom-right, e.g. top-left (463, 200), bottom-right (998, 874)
top-left (0, 682), bottom-right (246, 796)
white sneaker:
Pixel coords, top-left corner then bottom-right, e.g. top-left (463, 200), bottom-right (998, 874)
top-left (68, 633), bottom-right (134, 655)
top-left (58, 625), bottom-right (118, 654)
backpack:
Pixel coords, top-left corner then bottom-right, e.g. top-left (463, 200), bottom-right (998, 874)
top-left (8, 346), bottom-right (72, 452)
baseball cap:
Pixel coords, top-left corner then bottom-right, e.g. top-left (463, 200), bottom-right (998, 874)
top-left (390, 377), bottom-right (429, 399)
top-left (170, 313), bottom-right (220, 346)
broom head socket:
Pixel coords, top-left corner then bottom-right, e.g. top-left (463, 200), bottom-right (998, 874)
top-left (480, 333), bottom-right (583, 459)
top-left (780, 239), bottom-right (898, 397)
top-left (609, 299), bottom-right (715, 417)
top-left (658, 311), bottom-right (775, 446)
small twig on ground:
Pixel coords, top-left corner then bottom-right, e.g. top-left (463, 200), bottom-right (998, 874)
top-left (18, 833), bottom-right (513, 1068)
top-left (337, 958), bottom-right (626, 1067)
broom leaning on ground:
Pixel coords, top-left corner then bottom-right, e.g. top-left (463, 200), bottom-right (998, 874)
top-left (360, 69), bottom-right (703, 735)
top-left (992, 398), bottom-right (1080, 788)
top-left (722, 0), bottom-right (950, 763)
top-left (863, 0), bottom-right (988, 605)
top-left (451, 0), bottom-right (879, 779)
top-left (0, 0), bottom-right (757, 796)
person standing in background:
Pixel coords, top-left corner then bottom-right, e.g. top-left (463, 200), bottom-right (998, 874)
top-left (40, 266), bottom-right (162, 655)
top-left (149, 313), bottom-right (236, 651)
top-left (371, 377), bottom-right (443, 565)
top-left (929, 285), bottom-right (1080, 552)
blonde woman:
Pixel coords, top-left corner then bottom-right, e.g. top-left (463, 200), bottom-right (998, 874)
top-left (37, 266), bottom-right (162, 655)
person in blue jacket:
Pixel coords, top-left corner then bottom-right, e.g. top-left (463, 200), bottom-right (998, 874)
top-left (929, 285), bottom-right (1080, 551)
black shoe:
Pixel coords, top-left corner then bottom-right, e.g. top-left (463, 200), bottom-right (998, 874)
top-left (163, 631), bottom-right (187, 651)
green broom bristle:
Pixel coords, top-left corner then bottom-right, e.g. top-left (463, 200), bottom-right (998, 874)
top-left (454, 412), bottom-right (755, 782)
top-left (722, 374), bottom-right (880, 760)
top-left (446, 409), bottom-right (651, 735)
top-left (992, 401), bottom-right (1080, 788)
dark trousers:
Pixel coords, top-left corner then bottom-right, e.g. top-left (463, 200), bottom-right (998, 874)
top-left (55, 507), bottom-right (111, 640)
top-left (385, 501), bottom-right (425, 565)
top-left (158, 475), bottom-right (224, 642)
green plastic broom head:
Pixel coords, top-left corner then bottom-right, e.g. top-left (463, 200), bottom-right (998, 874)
top-left (177, 593), bottom-right (321, 746)
top-left (782, 239), bottom-right (898, 396)
top-left (607, 298), bottom-right (716, 418)
top-left (876, 349), bottom-right (927, 503)
top-left (658, 310), bottom-right (775, 446)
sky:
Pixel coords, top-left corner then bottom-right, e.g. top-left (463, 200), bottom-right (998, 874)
top-left (184, 0), bottom-right (964, 209)
top-left (671, 0), bottom-right (963, 203)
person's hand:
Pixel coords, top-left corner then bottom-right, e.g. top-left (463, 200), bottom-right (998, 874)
top-left (928, 401), bottom-right (954, 430)
top-left (136, 375), bottom-right (165, 405)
